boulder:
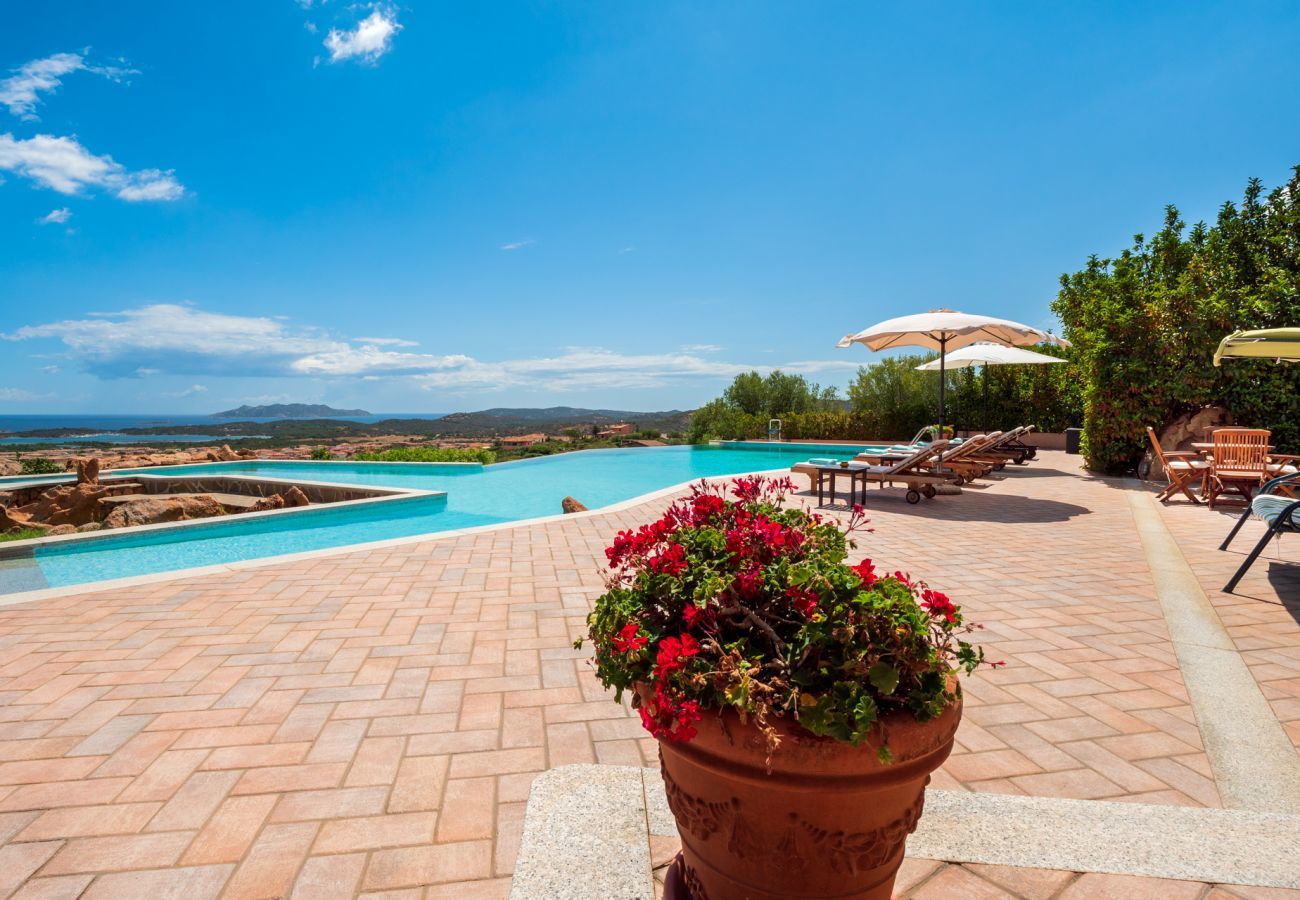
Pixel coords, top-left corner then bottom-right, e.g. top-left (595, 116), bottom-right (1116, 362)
top-left (75, 522), bottom-right (103, 532)
top-left (561, 496), bottom-right (588, 514)
top-left (75, 457), bottom-right (101, 485)
top-left (1, 505), bottom-right (36, 531)
top-left (282, 486), bottom-right (310, 508)
top-left (237, 448), bottom-right (257, 459)
top-left (216, 444), bottom-right (241, 462)
top-left (1159, 406), bottom-right (1234, 453)
top-left (0, 459), bottom-right (20, 477)
top-left (17, 483), bottom-right (117, 528)
top-left (102, 495), bottom-right (226, 529)
top-left (45, 524), bottom-right (76, 536)
top-left (251, 494), bottom-right (286, 511)
top-left (1143, 406), bottom-right (1234, 479)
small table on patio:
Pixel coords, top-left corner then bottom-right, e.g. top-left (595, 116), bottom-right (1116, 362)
top-left (811, 464), bottom-right (869, 508)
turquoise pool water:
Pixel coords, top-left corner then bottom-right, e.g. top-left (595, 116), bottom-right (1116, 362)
top-left (5, 444), bottom-right (860, 593)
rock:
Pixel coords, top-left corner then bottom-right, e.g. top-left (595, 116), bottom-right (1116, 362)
top-left (45, 524), bottom-right (76, 536)
top-left (1, 505), bottom-right (36, 530)
top-left (0, 459), bottom-right (20, 477)
top-left (1144, 406), bottom-right (1234, 479)
top-left (282, 486), bottom-right (310, 508)
top-left (217, 444), bottom-right (241, 462)
top-left (0, 491), bottom-right (12, 507)
top-left (237, 448), bottom-right (257, 459)
top-left (75, 522), bottom-right (103, 532)
top-left (102, 495), bottom-right (226, 529)
top-left (561, 496), bottom-right (588, 514)
top-left (75, 457), bottom-right (101, 485)
top-left (251, 494), bottom-right (286, 512)
top-left (1159, 406), bottom-right (1234, 452)
top-left (16, 483), bottom-right (117, 528)
top-left (7, 522), bottom-right (49, 535)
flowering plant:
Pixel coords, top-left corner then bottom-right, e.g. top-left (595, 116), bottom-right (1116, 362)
top-left (582, 475), bottom-right (992, 759)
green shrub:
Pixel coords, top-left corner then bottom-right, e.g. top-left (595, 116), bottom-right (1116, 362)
top-left (310, 447), bottom-right (332, 460)
top-left (689, 363), bottom-right (1083, 444)
top-left (1053, 169), bottom-right (1300, 472)
top-left (19, 457), bottom-right (61, 475)
top-left (353, 446), bottom-right (496, 464)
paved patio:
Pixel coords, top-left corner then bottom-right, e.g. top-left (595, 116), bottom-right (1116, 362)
top-left (0, 451), bottom-right (1297, 897)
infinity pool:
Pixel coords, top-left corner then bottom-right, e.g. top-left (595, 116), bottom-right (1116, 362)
top-left (2, 444), bottom-right (863, 594)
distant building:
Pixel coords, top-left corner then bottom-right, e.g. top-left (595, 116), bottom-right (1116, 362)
top-left (500, 433), bottom-right (548, 447)
top-left (597, 423), bottom-right (634, 438)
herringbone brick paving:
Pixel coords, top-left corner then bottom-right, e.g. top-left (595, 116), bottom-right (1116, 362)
top-left (0, 451), bottom-right (1295, 897)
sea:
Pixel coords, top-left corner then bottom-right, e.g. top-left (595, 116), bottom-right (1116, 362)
top-left (0, 414), bottom-right (448, 445)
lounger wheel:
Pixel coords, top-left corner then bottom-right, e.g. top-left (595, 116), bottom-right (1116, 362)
top-left (921, 485), bottom-right (936, 499)
top-left (905, 489), bottom-right (921, 504)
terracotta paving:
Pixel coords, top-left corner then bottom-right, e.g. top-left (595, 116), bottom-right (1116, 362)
top-left (0, 451), bottom-right (1296, 897)
top-left (1156, 497), bottom-right (1300, 752)
top-left (649, 837), bottom-right (1300, 899)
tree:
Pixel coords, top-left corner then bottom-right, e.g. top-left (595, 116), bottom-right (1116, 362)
top-left (1052, 168), bottom-right (1300, 472)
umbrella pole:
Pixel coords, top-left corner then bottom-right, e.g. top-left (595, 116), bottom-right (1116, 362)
top-left (937, 336), bottom-right (947, 472)
top-left (983, 362), bottom-right (989, 431)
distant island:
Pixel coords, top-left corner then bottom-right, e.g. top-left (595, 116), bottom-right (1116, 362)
top-left (211, 403), bottom-right (371, 419)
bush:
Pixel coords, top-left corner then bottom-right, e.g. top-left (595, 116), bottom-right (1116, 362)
top-left (689, 362), bottom-right (1083, 444)
top-left (1053, 169), bottom-right (1300, 472)
top-left (353, 446), bottom-right (496, 464)
top-left (19, 457), bottom-right (61, 475)
top-left (309, 447), bottom-right (331, 460)
top-left (582, 476), bottom-right (990, 756)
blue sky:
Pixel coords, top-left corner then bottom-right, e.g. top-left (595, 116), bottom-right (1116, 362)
top-left (3, 1), bottom-right (1300, 415)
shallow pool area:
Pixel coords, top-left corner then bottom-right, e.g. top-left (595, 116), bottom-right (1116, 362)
top-left (2, 444), bottom-right (859, 595)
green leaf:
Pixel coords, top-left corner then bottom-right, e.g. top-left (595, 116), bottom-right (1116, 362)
top-left (868, 661), bottom-right (899, 695)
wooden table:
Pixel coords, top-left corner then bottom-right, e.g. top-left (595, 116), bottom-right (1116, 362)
top-left (812, 465), bottom-right (868, 507)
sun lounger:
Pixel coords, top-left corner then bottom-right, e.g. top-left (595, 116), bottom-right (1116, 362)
top-left (857, 433), bottom-right (1002, 483)
top-left (791, 440), bottom-right (955, 504)
top-left (1218, 470), bottom-right (1300, 592)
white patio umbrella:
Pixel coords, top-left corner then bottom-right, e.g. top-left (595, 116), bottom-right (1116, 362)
top-left (915, 341), bottom-right (1065, 430)
top-left (837, 309), bottom-right (1056, 436)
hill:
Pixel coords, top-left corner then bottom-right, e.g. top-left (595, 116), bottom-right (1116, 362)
top-left (9, 407), bottom-right (692, 442)
top-left (212, 403), bottom-right (371, 419)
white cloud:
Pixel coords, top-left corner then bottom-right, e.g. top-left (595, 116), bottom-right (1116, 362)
top-left (681, 343), bottom-right (723, 353)
top-left (0, 52), bottom-right (136, 121)
top-left (618, 246), bottom-right (635, 254)
top-left (414, 348), bottom-right (756, 393)
top-left (324, 8), bottom-right (402, 64)
top-left (40, 364), bottom-right (60, 374)
top-left (2, 304), bottom-right (467, 379)
top-left (165, 383), bottom-right (207, 397)
top-left (0, 133), bottom-right (183, 200)
top-left (37, 206), bottom-right (71, 225)
top-left (0, 387), bottom-right (45, 401)
top-left (355, 336), bottom-right (419, 347)
top-left (3, 303), bottom-right (858, 394)
top-left (500, 239), bottom-right (535, 251)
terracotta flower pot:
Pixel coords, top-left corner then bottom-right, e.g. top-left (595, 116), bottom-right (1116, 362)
top-left (652, 691), bottom-right (962, 900)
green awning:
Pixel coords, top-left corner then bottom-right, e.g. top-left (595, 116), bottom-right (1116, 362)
top-left (1213, 328), bottom-right (1300, 366)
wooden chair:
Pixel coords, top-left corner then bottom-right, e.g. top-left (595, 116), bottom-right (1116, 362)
top-left (1205, 428), bottom-right (1270, 509)
top-left (1145, 427), bottom-right (1208, 504)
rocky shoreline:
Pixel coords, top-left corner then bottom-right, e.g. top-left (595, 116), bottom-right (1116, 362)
top-left (0, 454), bottom-right (317, 539)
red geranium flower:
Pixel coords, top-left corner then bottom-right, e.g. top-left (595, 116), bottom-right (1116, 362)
top-left (655, 633), bottom-right (700, 675)
top-left (649, 543), bottom-right (688, 576)
top-left (921, 589), bottom-right (957, 623)
top-left (851, 558), bottom-right (878, 588)
top-left (612, 623), bottom-right (648, 654)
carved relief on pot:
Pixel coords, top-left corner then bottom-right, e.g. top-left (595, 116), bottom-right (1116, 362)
top-left (661, 761), bottom-right (926, 877)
